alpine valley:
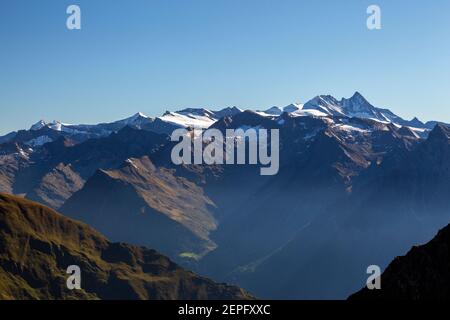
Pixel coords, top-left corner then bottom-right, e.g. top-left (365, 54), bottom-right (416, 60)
top-left (2, 92), bottom-right (450, 299)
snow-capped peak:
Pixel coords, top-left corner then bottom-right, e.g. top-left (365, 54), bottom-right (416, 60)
top-left (283, 103), bottom-right (303, 113)
top-left (25, 135), bottom-right (53, 147)
top-left (30, 120), bottom-right (47, 131)
top-left (135, 112), bottom-right (148, 118)
top-left (303, 95), bottom-right (346, 117)
top-left (159, 110), bottom-right (216, 129)
top-left (116, 112), bottom-right (153, 127)
top-left (47, 121), bottom-right (63, 131)
top-left (130, 112), bottom-right (150, 121)
top-left (303, 92), bottom-right (393, 122)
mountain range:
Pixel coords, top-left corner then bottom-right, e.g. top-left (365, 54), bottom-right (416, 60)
top-left (2, 92), bottom-right (450, 299)
top-left (1, 92), bottom-right (445, 147)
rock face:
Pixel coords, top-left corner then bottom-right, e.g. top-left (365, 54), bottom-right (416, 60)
top-left (350, 223), bottom-right (450, 300)
top-left (0, 193), bottom-right (252, 300)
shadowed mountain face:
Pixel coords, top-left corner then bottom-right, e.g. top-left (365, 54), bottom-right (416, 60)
top-left (221, 124), bottom-right (450, 299)
top-left (196, 115), bottom-right (426, 297)
top-left (0, 193), bottom-right (252, 300)
top-left (350, 222), bottom-right (450, 300)
top-left (61, 156), bottom-right (218, 261)
top-left (3, 93), bottom-right (450, 299)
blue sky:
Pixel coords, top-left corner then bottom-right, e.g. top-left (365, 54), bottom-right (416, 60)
top-left (1, 0), bottom-right (450, 134)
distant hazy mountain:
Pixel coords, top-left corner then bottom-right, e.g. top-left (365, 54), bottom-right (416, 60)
top-left (0, 193), bottom-right (252, 300)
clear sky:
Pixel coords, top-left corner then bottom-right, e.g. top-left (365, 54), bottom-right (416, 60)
top-left (1, 0), bottom-right (450, 134)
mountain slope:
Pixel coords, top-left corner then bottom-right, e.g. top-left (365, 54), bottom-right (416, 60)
top-left (199, 113), bottom-right (422, 294)
top-left (0, 143), bottom-right (31, 194)
top-left (350, 222), bottom-right (450, 300)
top-left (61, 156), bottom-right (218, 261)
top-left (0, 193), bottom-right (252, 300)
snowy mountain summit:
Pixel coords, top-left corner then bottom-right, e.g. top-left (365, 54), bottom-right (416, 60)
top-left (304, 92), bottom-right (390, 122)
top-left (301, 92), bottom-right (430, 129)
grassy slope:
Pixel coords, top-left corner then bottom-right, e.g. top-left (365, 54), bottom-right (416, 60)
top-left (0, 193), bottom-right (252, 300)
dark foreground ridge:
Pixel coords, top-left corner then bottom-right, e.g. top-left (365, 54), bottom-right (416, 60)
top-left (0, 193), bottom-right (253, 300)
top-left (350, 222), bottom-right (450, 300)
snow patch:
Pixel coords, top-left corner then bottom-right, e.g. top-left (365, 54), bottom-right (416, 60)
top-left (159, 112), bottom-right (216, 129)
top-left (25, 135), bottom-right (53, 147)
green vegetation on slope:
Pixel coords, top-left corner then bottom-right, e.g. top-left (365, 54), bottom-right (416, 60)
top-left (0, 193), bottom-right (252, 300)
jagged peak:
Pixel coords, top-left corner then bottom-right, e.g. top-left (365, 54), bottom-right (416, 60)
top-left (226, 106), bottom-right (242, 112)
top-left (128, 112), bottom-right (149, 120)
top-left (409, 116), bottom-right (425, 126)
top-left (135, 112), bottom-right (148, 118)
top-left (350, 91), bottom-right (365, 100)
top-left (30, 120), bottom-right (47, 131)
top-left (341, 92), bottom-right (373, 109)
top-left (428, 123), bottom-right (450, 142)
top-left (115, 112), bottom-right (153, 127)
